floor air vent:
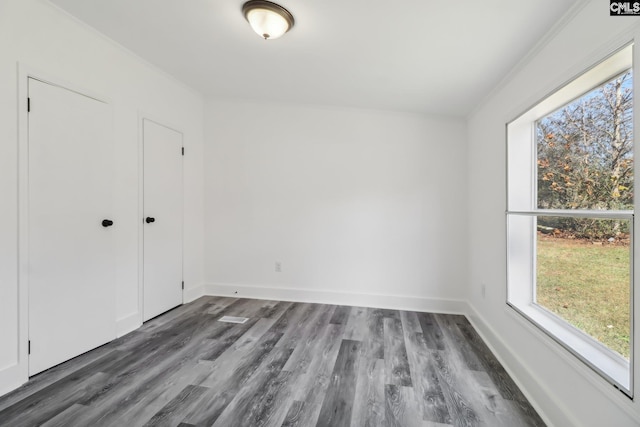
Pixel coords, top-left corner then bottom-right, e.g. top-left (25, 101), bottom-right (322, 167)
top-left (218, 316), bottom-right (249, 324)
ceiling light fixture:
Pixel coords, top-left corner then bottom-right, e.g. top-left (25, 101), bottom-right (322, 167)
top-left (242, 0), bottom-right (294, 40)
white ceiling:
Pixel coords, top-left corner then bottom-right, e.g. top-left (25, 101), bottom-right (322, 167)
top-left (50, 0), bottom-right (579, 116)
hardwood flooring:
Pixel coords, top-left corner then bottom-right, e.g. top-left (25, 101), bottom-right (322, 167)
top-left (0, 297), bottom-right (546, 426)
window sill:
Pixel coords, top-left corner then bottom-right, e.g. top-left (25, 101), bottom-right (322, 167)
top-left (508, 301), bottom-right (631, 396)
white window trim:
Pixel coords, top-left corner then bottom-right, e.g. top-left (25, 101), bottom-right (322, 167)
top-left (506, 45), bottom-right (634, 397)
top-left (508, 299), bottom-right (631, 392)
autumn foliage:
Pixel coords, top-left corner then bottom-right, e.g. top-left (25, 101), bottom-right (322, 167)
top-left (536, 70), bottom-right (633, 239)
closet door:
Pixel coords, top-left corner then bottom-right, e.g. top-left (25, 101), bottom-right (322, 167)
top-left (28, 78), bottom-right (116, 375)
top-left (143, 119), bottom-right (183, 321)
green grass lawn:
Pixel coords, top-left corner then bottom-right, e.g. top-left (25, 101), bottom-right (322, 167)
top-left (536, 237), bottom-right (630, 359)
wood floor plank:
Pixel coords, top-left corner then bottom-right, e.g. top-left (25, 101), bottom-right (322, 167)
top-left (379, 308), bottom-right (402, 320)
top-left (283, 402), bottom-right (324, 427)
top-left (244, 369), bottom-right (295, 427)
top-left (0, 372), bottom-right (110, 427)
top-left (400, 311), bottom-right (450, 424)
top-left (207, 316), bottom-right (254, 339)
top-left (201, 330), bottom-right (284, 391)
top-left (265, 302), bottom-right (313, 341)
top-left (84, 305), bottom-right (274, 425)
top-left (219, 298), bottom-right (272, 319)
top-left (384, 317), bottom-right (412, 387)
top-left (76, 319), bottom-right (233, 425)
top-left (276, 303), bottom-right (322, 350)
top-left (289, 322), bottom-right (344, 402)
top-left (281, 400), bottom-right (305, 427)
top-left (264, 320), bottom-right (347, 427)
top-left (40, 403), bottom-right (89, 427)
top-left (282, 304), bottom-right (336, 373)
top-left (140, 298), bottom-right (217, 335)
top-left (465, 370), bottom-right (534, 427)
top-left (186, 318), bottom-right (290, 425)
top-left (190, 317), bottom-right (276, 389)
top-left (189, 321), bottom-right (274, 392)
top-left (256, 300), bottom-right (295, 319)
top-left (179, 389), bottom-right (235, 427)
top-left (417, 336), bottom-right (451, 424)
top-left (431, 315), bottom-right (542, 427)
top-left (468, 371), bottom-right (506, 425)
top-left (114, 300), bottom-right (218, 357)
top-left (202, 318), bottom-right (260, 361)
top-left (143, 384), bottom-right (209, 427)
top-left (316, 339), bottom-right (361, 427)
top-left (0, 297), bottom-right (545, 427)
top-left (289, 323), bottom-right (346, 426)
top-left (400, 310), bottom-right (422, 334)
top-left (366, 308), bottom-right (385, 359)
top-left (110, 315), bottom-right (277, 425)
top-left (0, 348), bottom-right (130, 419)
top-left (343, 306), bottom-right (368, 341)
top-left (330, 305), bottom-right (352, 325)
top-left (454, 320), bottom-right (527, 402)
top-left (205, 297), bottom-right (242, 317)
top-left (349, 357), bottom-right (385, 427)
top-left (187, 346), bottom-right (295, 427)
top-left (206, 296), bottom-right (241, 307)
top-left (434, 315), bottom-right (483, 371)
top-left (211, 348), bottom-right (294, 427)
top-left (417, 312), bottom-right (446, 350)
top-left (0, 343), bottom-right (118, 413)
top-left (385, 384), bottom-right (427, 427)
top-left (79, 314), bottom-right (217, 397)
top-left (109, 360), bottom-right (216, 426)
top-left (501, 399), bottom-right (546, 427)
top-left (141, 296), bottom-right (216, 332)
top-left (431, 350), bottom-right (481, 427)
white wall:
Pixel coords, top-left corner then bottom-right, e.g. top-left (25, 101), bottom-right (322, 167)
top-left (467, 1), bottom-right (640, 426)
top-left (0, 0), bottom-right (204, 395)
top-left (204, 99), bottom-right (467, 311)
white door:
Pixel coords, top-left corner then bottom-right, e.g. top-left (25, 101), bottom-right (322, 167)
top-left (28, 78), bottom-right (116, 375)
top-left (143, 119), bottom-right (183, 321)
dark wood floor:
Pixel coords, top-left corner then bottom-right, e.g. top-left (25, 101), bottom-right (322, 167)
top-left (0, 297), bottom-right (545, 427)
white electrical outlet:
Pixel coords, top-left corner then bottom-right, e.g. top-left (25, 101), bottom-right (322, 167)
top-left (275, 262), bottom-right (282, 272)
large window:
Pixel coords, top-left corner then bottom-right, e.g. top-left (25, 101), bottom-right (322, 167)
top-left (507, 45), bottom-right (634, 396)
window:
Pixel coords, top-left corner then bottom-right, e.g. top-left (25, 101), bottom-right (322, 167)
top-left (507, 45), bottom-right (634, 396)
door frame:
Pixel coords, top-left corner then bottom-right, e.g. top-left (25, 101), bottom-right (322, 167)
top-left (137, 113), bottom-right (185, 324)
top-left (17, 63), bottom-right (113, 381)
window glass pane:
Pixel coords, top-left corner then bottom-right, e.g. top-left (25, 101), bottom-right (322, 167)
top-left (536, 71), bottom-right (633, 210)
top-left (536, 216), bottom-right (631, 359)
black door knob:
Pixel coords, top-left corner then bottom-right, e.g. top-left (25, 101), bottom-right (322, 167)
top-left (102, 219), bottom-right (114, 227)
top-left (145, 217), bottom-right (155, 224)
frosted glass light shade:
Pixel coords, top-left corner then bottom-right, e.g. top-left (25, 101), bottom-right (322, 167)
top-left (242, 1), bottom-right (294, 40)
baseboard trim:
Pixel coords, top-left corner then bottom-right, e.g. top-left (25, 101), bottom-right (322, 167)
top-left (0, 363), bottom-right (26, 399)
top-left (204, 282), bottom-right (467, 314)
top-left (116, 313), bottom-right (141, 338)
top-left (184, 283), bottom-right (205, 304)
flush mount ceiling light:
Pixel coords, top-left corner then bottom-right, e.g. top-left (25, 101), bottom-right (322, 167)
top-left (242, 0), bottom-right (294, 40)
